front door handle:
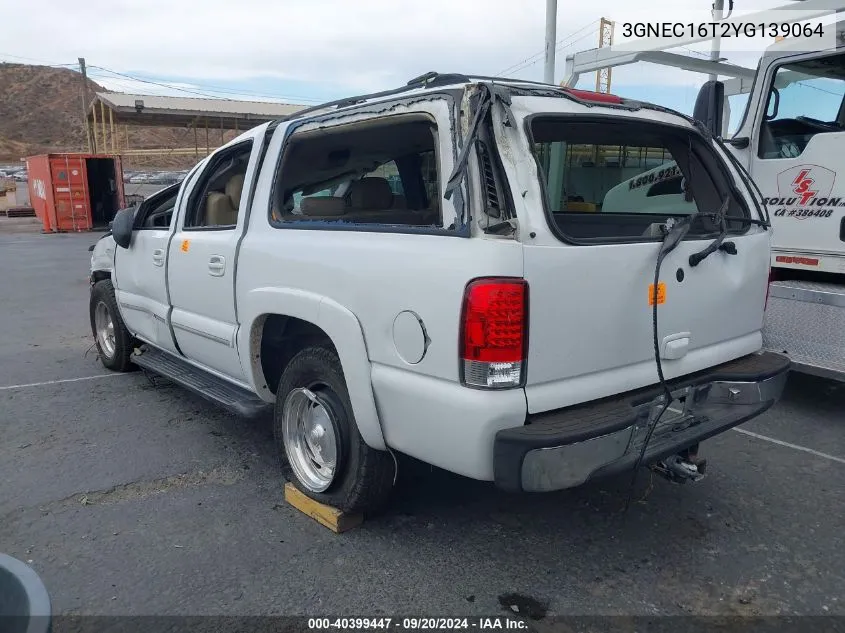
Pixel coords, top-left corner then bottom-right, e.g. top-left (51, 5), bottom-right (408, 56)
top-left (208, 255), bottom-right (226, 277)
top-left (152, 248), bottom-right (164, 267)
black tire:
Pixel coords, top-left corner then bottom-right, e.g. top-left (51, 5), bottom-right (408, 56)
top-left (89, 279), bottom-right (135, 372)
top-left (274, 346), bottom-right (395, 514)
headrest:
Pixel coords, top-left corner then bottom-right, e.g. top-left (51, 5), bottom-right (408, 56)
top-left (348, 177), bottom-right (393, 210)
top-left (301, 196), bottom-right (347, 216)
top-left (225, 173), bottom-right (245, 208)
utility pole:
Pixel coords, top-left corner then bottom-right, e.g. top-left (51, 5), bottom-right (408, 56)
top-left (543, 0), bottom-right (565, 212)
top-left (78, 57), bottom-right (93, 152)
top-left (595, 18), bottom-right (616, 93)
top-left (709, 0), bottom-right (725, 82)
top-left (544, 0), bottom-right (558, 84)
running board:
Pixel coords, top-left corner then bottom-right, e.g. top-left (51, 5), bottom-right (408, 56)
top-left (133, 347), bottom-right (271, 419)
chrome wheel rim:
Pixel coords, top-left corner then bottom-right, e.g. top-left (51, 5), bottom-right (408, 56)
top-left (282, 387), bottom-right (340, 493)
top-left (94, 301), bottom-right (116, 359)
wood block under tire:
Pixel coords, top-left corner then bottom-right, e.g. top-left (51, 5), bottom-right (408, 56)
top-left (284, 482), bottom-right (363, 533)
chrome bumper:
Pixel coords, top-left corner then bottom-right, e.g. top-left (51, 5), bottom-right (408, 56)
top-left (494, 352), bottom-right (791, 493)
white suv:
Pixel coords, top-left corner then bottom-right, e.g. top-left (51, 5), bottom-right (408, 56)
top-left (89, 73), bottom-right (789, 514)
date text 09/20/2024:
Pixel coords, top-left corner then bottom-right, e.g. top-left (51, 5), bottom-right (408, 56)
top-left (307, 618), bottom-right (528, 630)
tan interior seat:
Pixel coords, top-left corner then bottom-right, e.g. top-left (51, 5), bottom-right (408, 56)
top-left (347, 177), bottom-right (394, 211)
top-left (344, 177), bottom-right (436, 225)
top-left (225, 173), bottom-right (245, 208)
top-left (205, 192), bottom-right (236, 225)
top-left (204, 173), bottom-right (244, 226)
top-left (301, 196), bottom-right (347, 218)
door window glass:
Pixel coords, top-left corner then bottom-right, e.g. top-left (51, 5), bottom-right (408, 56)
top-left (758, 53), bottom-right (845, 159)
top-left (185, 142), bottom-right (253, 228)
top-left (272, 115), bottom-right (441, 228)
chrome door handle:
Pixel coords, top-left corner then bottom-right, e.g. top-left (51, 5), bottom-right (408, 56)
top-left (152, 249), bottom-right (164, 267)
top-left (208, 255), bottom-right (226, 276)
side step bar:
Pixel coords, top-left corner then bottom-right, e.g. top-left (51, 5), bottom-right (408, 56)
top-left (133, 346), bottom-right (272, 419)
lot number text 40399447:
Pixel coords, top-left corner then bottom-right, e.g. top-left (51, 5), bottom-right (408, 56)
top-left (307, 618), bottom-right (528, 630)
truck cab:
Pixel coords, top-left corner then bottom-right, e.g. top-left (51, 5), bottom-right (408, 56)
top-left (564, 11), bottom-right (845, 381)
top-left (726, 28), bottom-right (845, 380)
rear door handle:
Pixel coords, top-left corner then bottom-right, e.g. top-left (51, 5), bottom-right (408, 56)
top-left (152, 249), bottom-right (164, 267)
top-left (208, 255), bottom-right (226, 277)
top-left (661, 332), bottom-right (691, 360)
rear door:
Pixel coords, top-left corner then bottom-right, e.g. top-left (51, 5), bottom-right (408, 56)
top-left (499, 99), bottom-right (770, 414)
top-left (747, 50), bottom-right (845, 259)
top-left (166, 127), bottom-right (267, 382)
top-left (112, 183), bottom-right (181, 353)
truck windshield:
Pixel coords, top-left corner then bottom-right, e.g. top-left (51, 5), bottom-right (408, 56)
top-left (529, 116), bottom-right (748, 242)
top-left (758, 52), bottom-right (845, 159)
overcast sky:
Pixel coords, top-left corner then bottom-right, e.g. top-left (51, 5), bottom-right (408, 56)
top-left (1, 0), bottom-right (815, 115)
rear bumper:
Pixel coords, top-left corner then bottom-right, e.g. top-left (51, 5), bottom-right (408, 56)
top-left (494, 351), bottom-right (791, 492)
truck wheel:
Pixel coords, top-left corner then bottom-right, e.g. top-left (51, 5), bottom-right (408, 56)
top-left (89, 279), bottom-right (135, 372)
top-left (274, 346), bottom-right (395, 514)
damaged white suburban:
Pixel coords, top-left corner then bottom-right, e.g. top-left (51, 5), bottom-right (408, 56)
top-left (89, 73), bottom-right (789, 514)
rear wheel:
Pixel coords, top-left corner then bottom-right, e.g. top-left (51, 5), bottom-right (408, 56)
top-left (274, 346), bottom-right (395, 514)
top-left (89, 279), bottom-right (135, 372)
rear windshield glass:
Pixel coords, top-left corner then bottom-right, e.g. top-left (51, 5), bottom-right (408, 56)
top-left (529, 117), bottom-right (748, 242)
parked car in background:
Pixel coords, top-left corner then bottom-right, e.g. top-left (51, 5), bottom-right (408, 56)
top-left (147, 172), bottom-right (179, 185)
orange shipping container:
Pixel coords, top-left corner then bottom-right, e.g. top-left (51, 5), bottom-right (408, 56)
top-left (26, 153), bottom-right (126, 232)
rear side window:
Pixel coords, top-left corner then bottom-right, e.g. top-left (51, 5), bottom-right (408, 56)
top-left (529, 117), bottom-right (748, 242)
top-left (271, 114), bottom-right (442, 229)
top-left (184, 141), bottom-right (253, 229)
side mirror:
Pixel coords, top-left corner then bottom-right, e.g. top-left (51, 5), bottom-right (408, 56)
top-left (693, 80), bottom-right (725, 137)
top-left (111, 207), bottom-right (136, 249)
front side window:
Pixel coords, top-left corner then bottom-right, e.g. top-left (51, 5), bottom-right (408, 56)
top-left (130, 184), bottom-right (179, 230)
top-left (139, 187), bottom-right (179, 228)
top-left (530, 117), bottom-right (747, 242)
top-left (758, 52), bottom-right (845, 159)
top-left (272, 114), bottom-right (442, 228)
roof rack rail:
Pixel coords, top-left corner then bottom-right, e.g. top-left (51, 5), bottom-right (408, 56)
top-left (278, 77), bottom-right (443, 124)
top-left (276, 72), bottom-right (561, 125)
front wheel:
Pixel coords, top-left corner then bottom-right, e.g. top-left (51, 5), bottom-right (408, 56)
top-left (274, 346), bottom-right (395, 514)
top-left (89, 279), bottom-right (135, 372)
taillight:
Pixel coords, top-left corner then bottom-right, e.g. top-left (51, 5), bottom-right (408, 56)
top-left (460, 278), bottom-right (528, 388)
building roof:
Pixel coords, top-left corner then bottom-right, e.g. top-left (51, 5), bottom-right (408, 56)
top-left (90, 92), bottom-right (308, 129)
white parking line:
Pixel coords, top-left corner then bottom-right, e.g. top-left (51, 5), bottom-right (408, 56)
top-left (0, 373), bottom-right (129, 392)
top-left (733, 428), bottom-right (845, 465)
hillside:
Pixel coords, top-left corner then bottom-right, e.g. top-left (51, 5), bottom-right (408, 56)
top-left (0, 63), bottom-right (202, 168)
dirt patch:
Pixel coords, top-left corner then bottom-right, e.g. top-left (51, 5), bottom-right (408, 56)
top-left (73, 466), bottom-right (245, 506)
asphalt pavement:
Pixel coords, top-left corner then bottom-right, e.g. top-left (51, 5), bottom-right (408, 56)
top-left (0, 220), bottom-right (843, 620)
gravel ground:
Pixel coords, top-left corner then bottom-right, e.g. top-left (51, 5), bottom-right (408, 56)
top-left (1, 221), bottom-right (843, 623)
